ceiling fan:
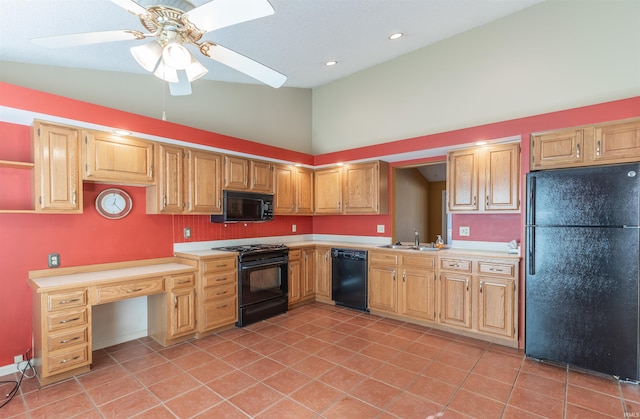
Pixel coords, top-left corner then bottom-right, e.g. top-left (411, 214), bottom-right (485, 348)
top-left (32, 0), bottom-right (287, 95)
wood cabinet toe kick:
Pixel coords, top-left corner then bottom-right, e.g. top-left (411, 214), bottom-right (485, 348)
top-left (28, 257), bottom-right (198, 386)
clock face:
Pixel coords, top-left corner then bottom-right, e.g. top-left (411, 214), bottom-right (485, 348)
top-left (95, 188), bottom-right (132, 219)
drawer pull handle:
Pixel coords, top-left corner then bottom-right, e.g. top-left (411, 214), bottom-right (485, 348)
top-left (60, 355), bottom-right (80, 364)
top-left (59, 337), bottom-right (80, 344)
top-left (216, 264), bottom-right (227, 268)
top-left (59, 317), bottom-right (80, 324)
top-left (216, 278), bottom-right (226, 282)
top-left (177, 280), bottom-right (190, 284)
top-left (216, 291), bottom-right (227, 295)
top-left (127, 288), bottom-right (143, 293)
top-left (59, 298), bottom-right (80, 305)
top-left (217, 304), bottom-right (228, 309)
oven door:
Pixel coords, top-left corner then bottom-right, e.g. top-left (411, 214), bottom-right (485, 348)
top-left (239, 258), bottom-right (288, 307)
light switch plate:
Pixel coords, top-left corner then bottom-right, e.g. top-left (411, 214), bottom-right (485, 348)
top-left (183, 227), bottom-right (191, 239)
top-left (377, 225), bottom-right (385, 233)
top-left (459, 226), bottom-right (470, 236)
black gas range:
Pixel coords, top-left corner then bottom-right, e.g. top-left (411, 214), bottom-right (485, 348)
top-left (213, 243), bottom-right (289, 326)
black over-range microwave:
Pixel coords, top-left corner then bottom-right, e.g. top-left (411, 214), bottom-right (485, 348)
top-left (210, 190), bottom-right (274, 223)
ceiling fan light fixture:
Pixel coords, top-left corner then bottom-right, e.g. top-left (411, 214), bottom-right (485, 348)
top-left (130, 41), bottom-right (163, 72)
top-left (162, 41), bottom-right (191, 70)
top-left (185, 56), bottom-right (208, 81)
top-left (154, 59), bottom-right (179, 82)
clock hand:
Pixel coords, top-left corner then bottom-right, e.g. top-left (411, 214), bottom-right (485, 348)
top-left (111, 196), bottom-right (122, 211)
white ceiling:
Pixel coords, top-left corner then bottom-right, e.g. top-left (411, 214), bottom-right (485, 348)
top-left (0, 0), bottom-right (543, 89)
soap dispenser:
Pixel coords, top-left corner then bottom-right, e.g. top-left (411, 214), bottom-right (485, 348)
top-left (435, 234), bottom-right (444, 249)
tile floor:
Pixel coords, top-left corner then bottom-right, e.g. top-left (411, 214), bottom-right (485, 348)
top-left (1, 302), bottom-right (638, 418)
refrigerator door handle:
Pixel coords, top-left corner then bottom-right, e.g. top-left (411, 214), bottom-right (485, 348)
top-left (527, 176), bottom-right (536, 226)
top-left (527, 226), bottom-right (535, 275)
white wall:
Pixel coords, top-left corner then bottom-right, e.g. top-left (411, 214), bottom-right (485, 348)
top-left (0, 63), bottom-right (313, 153)
top-left (312, 0), bottom-right (640, 154)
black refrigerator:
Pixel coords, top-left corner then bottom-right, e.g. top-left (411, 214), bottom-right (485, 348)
top-left (525, 163), bottom-right (640, 381)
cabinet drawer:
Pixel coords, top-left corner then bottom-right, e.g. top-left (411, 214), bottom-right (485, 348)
top-left (288, 249), bottom-right (302, 260)
top-left (478, 262), bottom-right (515, 278)
top-left (402, 255), bottom-right (435, 269)
top-left (47, 290), bottom-right (87, 312)
top-left (203, 296), bottom-right (237, 328)
top-left (92, 277), bottom-right (164, 304)
top-left (47, 345), bottom-right (89, 374)
top-left (440, 258), bottom-right (472, 272)
top-left (204, 283), bottom-right (236, 301)
top-left (48, 327), bottom-right (88, 352)
top-left (370, 252), bottom-right (398, 266)
top-left (47, 307), bottom-right (88, 332)
top-left (203, 271), bottom-right (236, 288)
top-left (203, 257), bottom-right (237, 273)
top-left (169, 273), bottom-right (195, 289)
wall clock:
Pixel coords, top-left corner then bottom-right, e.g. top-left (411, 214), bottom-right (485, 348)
top-left (95, 188), bottom-right (132, 219)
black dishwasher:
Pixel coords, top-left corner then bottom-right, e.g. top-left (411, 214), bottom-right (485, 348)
top-left (331, 248), bottom-right (368, 311)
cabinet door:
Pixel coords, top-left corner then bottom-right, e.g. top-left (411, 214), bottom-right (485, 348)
top-left (224, 155), bottom-right (249, 190)
top-left (34, 121), bottom-right (82, 213)
top-left (485, 143), bottom-right (520, 211)
top-left (593, 120), bottom-right (640, 163)
top-left (251, 160), bottom-right (274, 193)
top-left (531, 129), bottom-right (585, 170)
top-left (295, 167), bottom-right (314, 214)
top-left (477, 276), bottom-right (515, 338)
top-left (302, 248), bottom-right (315, 300)
top-left (185, 149), bottom-right (222, 214)
top-left (274, 164), bottom-right (295, 214)
top-left (439, 272), bottom-right (472, 329)
top-left (82, 130), bottom-right (154, 184)
top-left (288, 259), bottom-right (301, 306)
top-left (447, 149), bottom-right (478, 211)
top-left (169, 285), bottom-right (196, 338)
top-left (315, 247), bottom-right (332, 300)
top-left (344, 162), bottom-right (378, 214)
top-left (314, 167), bottom-right (342, 214)
top-left (156, 144), bottom-right (184, 213)
top-left (402, 268), bottom-right (436, 321)
top-left (368, 265), bottom-right (397, 313)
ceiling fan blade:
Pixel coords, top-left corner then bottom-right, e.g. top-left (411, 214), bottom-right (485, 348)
top-left (186, 0), bottom-right (274, 33)
top-left (200, 42), bottom-right (286, 88)
top-left (32, 30), bottom-right (145, 48)
top-left (169, 71), bottom-right (192, 96)
top-left (110, 0), bottom-right (149, 17)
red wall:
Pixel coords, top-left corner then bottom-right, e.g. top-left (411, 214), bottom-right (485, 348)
top-left (1, 83), bottom-right (639, 364)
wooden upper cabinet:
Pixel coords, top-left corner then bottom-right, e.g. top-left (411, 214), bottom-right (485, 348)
top-left (295, 167), bottom-right (314, 214)
top-left (531, 118), bottom-right (640, 170)
top-left (148, 146), bottom-right (222, 215)
top-left (82, 130), bottom-right (154, 184)
top-left (250, 160), bottom-right (274, 193)
top-left (314, 166), bottom-right (343, 214)
top-left (223, 156), bottom-right (273, 193)
top-left (485, 143), bottom-right (520, 211)
top-left (593, 119), bottom-right (640, 163)
top-left (274, 164), bottom-right (295, 214)
top-left (185, 149), bottom-right (222, 214)
top-left (531, 128), bottom-right (585, 170)
top-left (447, 143), bottom-right (520, 213)
top-left (343, 161), bottom-right (389, 214)
top-left (33, 120), bottom-right (82, 213)
top-left (224, 155), bottom-right (249, 190)
top-left (447, 149), bottom-right (478, 211)
top-left (274, 165), bottom-right (314, 215)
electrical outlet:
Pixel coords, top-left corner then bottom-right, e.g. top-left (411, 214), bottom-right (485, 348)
top-left (183, 227), bottom-right (191, 239)
top-left (377, 224), bottom-right (385, 233)
top-left (48, 253), bottom-right (60, 268)
top-left (292, 224), bottom-right (297, 232)
top-left (14, 354), bottom-right (23, 364)
top-left (459, 226), bottom-right (470, 236)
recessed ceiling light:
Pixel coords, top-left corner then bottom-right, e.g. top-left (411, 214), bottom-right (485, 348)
top-left (325, 60), bottom-right (338, 66)
top-left (113, 130), bottom-right (131, 136)
top-left (389, 33), bottom-right (403, 40)
top-left (294, 163), bottom-right (302, 167)
top-left (475, 141), bottom-right (488, 146)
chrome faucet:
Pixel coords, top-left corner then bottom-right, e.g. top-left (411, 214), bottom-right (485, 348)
top-left (414, 229), bottom-right (420, 247)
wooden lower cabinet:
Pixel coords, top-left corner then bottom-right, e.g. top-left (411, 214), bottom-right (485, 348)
top-left (177, 254), bottom-right (238, 336)
top-left (32, 288), bottom-right (91, 385)
top-left (288, 249), bottom-right (302, 306)
top-left (369, 251), bottom-right (519, 347)
top-left (314, 246), bottom-right (332, 302)
top-left (148, 272), bottom-right (197, 346)
top-left (288, 247), bottom-right (316, 307)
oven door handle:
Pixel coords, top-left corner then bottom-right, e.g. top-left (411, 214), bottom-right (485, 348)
top-left (240, 258), bottom-right (288, 270)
